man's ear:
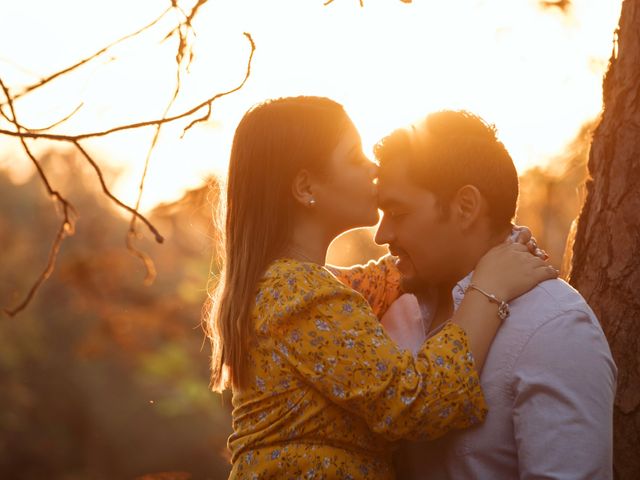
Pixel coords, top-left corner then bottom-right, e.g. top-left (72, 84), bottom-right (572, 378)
top-left (291, 169), bottom-right (315, 207)
top-left (453, 185), bottom-right (483, 230)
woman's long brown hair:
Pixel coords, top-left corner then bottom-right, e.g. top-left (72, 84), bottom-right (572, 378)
top-left (208, 96), bottom-right (351, 392)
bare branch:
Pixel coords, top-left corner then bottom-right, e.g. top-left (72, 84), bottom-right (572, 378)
top-left (126, 230), bottom-right (158, 287)
top-left (72, 140), bottom-right (164, 243)
top-left (126, 53), bottom-right (184, 284)
top-left (30, 103), bottom-right (85, 132)
top-left (183, 103), bottom-right (211, 137)
top-left (0, 77), bottom-right (77, 317)
top-left (3, 216), bottom-right (70, 317)
top-left (0, 2), bottom-right (255, 315)
top-left (3, 6), bottom-right (173, 103)
top-left (323, 0), bottom-right (365, 6)
top-left (185, 0), bottom-right (209, 27)
top-left (183, 32), bottom-right (255, 134)
top-left (124, 0), bottom-right (216, 282)
top-left (0, 32), bottom-right (256, 142)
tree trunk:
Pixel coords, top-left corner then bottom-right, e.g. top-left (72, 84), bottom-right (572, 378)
top-left (569, 1), bottom-right (640, 478)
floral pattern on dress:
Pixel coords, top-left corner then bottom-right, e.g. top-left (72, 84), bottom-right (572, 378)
top-left (327, 255), bottom-right (402, 319)
top-left (228, 258), bottom-right (486, 479)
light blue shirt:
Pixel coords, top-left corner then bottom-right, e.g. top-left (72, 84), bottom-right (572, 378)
top-left (400, 275), bottom-right (617, 480)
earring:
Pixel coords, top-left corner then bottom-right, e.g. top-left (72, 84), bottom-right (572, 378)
top-left (308, 198), bottom-right (316, 207)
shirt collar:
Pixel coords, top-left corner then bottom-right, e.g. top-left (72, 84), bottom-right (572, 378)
top-left (452, 271), bottom-right (474, 313)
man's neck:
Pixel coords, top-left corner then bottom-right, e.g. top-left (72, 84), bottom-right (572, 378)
top-left (428, 284), bottom-right (456, 333)
top-left (423, 225), bottom-right (511, 333)
top-left (456, 225), bottom-right (513, 280)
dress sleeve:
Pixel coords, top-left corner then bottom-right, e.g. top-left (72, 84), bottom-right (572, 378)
top-left (327, 255), bottom-right (402, 318)
top-left (266, 276), bottom-right (487, 442)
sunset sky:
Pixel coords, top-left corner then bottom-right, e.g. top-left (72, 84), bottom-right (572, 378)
top-left (0, 0), bottom-right (622, 211)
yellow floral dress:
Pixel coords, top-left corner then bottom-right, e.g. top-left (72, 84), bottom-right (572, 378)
top-left (228, 257), bottom-right (486, 479)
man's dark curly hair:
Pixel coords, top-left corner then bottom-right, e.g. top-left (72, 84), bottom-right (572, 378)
top-left (374, 110), bottom-right (519, 232)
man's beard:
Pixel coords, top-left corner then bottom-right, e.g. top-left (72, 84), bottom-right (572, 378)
top-left (400, 275), bottom-right (434, 296)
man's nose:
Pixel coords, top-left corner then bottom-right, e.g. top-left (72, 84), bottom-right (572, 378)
top-left (374, 215), bottom-right (394, 246)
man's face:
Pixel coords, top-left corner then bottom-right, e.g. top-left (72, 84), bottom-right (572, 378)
top-left (375, 160), bottom-right (462, 293)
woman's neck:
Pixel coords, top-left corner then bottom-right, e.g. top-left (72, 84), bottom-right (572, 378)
top-left (284, 222), bottom-right (333, 265)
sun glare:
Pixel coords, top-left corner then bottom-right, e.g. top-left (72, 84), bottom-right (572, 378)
top-left (0, 0), bottom-right (622, 212)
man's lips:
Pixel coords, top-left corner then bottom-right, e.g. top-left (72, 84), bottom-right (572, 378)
top-left (389, 248), bottom-right (411, 270)
top-left (388, 246), bottom-right (405, 258)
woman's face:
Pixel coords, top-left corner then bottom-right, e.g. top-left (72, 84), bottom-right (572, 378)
top-left (313, 123), bottom-right (379, 233)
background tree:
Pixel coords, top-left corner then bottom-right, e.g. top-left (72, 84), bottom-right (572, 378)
top-left (568, 0), bottom-right (640, 478)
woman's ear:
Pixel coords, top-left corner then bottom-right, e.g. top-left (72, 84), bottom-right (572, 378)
top-left (453, 185), bottom-right (483, 230)
top-left (291, 169), bottom-right (316, 207)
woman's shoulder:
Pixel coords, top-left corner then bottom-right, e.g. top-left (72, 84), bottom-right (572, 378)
top-left (259, 257), bottom-right (352, 303)
top-left (254, 258), bottom-right (364, 328)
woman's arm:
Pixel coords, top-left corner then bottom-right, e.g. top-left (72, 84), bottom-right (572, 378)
top-left (264, 269), bottom-right (486, 442)
top-left (328, 227), bottom-right (546, 322)
top-left (326, 255), bottom-right (402, 317)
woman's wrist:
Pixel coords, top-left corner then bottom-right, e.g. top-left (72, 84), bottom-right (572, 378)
top-left (468, 272), bottom-right (508, 302)
top-left (466, 284), bottom-right (510, 321)
top-left (451, 289), bottom-right (505, 371)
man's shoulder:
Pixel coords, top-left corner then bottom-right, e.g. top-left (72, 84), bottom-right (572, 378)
top-left (510, 278), bottom-right (597, 324)
top-left (489, 278), bottom-right (606, 360)
top-left (484, 278), bottom-right (614, 388)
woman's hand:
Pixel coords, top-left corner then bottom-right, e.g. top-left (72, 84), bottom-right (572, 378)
top-left (472, 242), bottom-right (558, 302)
top-left (511, 225), bottom-right (549, 260)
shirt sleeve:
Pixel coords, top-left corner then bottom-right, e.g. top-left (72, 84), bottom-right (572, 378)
top-left (327, 255), bottom-right (402, 318)
top-left (511, 310), bottom-right (617, 479)
top-left (268, 281), bottom-right (487, 442)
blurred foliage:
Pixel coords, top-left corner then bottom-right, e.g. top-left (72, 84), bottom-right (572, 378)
top-left (0, 152), bottom-right (231, 480)
top-left (516, 121), bottom-right (594, 275)
top-left (0, 122), bottom-right (592, 479)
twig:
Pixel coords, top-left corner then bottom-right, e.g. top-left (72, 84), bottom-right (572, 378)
top-left (125, 2), bottom-right (217, 284)
top-left (185, 0), bottom-right (209, 26)
top-left (4, 216), bottom-right (71, 317)
top-left (2, 7), bottom-right (173, 104)
top-left (0, 2), bottom-right (255, 315)
top-left (0, 32), bottom-right (256, 142)
top-left (72, 140), bottom-right (164, 243)
top-left (126, 49), bottom-right (184, 285)
top-left (183, 32), bottom-right (255, 135)
top-left (323, 0), bottom-right (365, 6)
top-left (0, 78), bottom-right (77, 317)
top-left (30, 103), bottom-right (85, 132)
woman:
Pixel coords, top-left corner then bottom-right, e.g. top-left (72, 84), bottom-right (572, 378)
top-left (208, 96), bottom-right (556, 479)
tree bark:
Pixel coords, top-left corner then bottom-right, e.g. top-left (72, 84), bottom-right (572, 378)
top-left (569, 1), bottom-right (640, 478)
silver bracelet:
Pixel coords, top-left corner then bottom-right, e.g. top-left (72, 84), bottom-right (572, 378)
top-left (466, 283), bottom-right (510, 321)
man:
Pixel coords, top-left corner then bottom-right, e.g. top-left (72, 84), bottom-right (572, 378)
top-left (374, 110), bottom-right (617, 479)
